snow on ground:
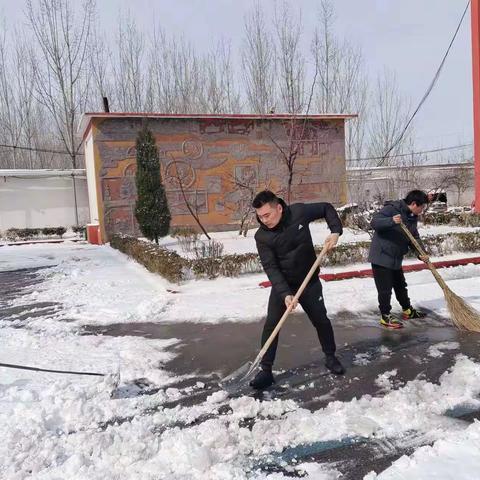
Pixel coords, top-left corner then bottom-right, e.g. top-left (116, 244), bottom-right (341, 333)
top-left (2, 242), bottom-right (480, 478)
top-left (4, 241), bottom-right (480, 328)
top-left (157, 223), bottom-right (480, 256)
top-left (365, 420), bottom-right (480, 480)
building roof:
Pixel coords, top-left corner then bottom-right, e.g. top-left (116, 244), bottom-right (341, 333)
top-left (0, 169), bottom-right (86, 178)
top-left (78, 111), bottom-right (357, 139)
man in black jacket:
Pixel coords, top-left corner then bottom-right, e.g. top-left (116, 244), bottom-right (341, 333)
top-left (250, 190), bottom-right (345, 390)
top-left (368, 190), bottom-right (430, 329)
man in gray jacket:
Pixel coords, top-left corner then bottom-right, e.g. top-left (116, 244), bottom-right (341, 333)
top-left (368, 190), bottom-right (430, 329)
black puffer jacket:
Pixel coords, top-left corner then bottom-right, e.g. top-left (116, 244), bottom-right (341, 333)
top-left (368, 199), bottom-right (424, 269)
top-left (254, 199), bottom-right (343, 300)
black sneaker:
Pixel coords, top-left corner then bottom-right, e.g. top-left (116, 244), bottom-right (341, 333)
top-left (402, 307), bottom-right (427, 320)
top-left (249, 369), bottom-right (274, 390)
top-left (325, 355), bottom-right (345, 375)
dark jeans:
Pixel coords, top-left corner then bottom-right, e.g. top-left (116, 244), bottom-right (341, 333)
top-left (260, 280), bottom-right (336, 370)
top-left (372, 264), bottom-right (411, 315)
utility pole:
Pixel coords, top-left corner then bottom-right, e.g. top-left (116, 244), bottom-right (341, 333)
top-left (472, 0), bottom-right (480, 210)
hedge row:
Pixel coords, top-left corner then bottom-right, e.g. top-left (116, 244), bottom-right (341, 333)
top-left (422, 212), bottom-right (480, 227)
top-left (2, 227), bottom-right (67, 241)
top-left (1, 226), bottom-right (87, 241)
top-left (111, 230), bottom-right (480, 283)
top-left (110, 234), bottom-right (262, 282)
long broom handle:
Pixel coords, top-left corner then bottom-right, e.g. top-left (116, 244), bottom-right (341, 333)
top-left (247, 245), bottom-right (330, 374)
top-left (399, 223), bottom-right (449, 292)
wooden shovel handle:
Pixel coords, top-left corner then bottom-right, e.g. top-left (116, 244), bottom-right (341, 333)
top-left (252, 245), bottom-right (330, 366)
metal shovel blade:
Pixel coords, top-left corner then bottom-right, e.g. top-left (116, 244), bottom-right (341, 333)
top-left (219, 360), bottom-right (257, 393)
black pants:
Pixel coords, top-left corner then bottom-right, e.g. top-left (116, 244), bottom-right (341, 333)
top-left (371, 264), bottom-right (411, 315)
top-left (260, 280), bottom-right (336, 370)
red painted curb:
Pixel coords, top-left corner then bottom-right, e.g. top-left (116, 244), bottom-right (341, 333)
top-left (258, 256), bottom-right (480, 288)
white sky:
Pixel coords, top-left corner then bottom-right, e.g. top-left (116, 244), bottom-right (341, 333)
top-left (0, 0), bottom-right (474, 153)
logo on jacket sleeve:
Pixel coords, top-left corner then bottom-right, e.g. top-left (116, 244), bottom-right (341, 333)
top-left (298, 224), bottom-right (303, 230)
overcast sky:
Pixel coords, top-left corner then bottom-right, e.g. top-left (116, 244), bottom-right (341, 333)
top-left (0, 0), bottom-right (474, 154)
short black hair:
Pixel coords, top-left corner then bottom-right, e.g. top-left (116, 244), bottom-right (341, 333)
top-left (404, 190), bottom-right (429, 206)
top-left (252, 190), bottom-right (280, 209)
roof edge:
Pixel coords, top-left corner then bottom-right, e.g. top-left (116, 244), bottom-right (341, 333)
top-left (78, 112), bottom-right (357, 138)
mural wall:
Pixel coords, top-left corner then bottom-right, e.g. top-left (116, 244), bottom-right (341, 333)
top-left (90, 117), bottom-right (347, 238)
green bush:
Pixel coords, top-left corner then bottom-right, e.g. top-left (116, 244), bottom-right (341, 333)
top-left (41, 227), bottom-right (66, 237)
top-left (5, 228), bottom-right (40, 240)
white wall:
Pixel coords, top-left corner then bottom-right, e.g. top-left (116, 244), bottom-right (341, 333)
top-left (347, 164), bottom-right (474, 206)
top-left (85, 132), bottom-right (99, 224)
top-left (0, 175), bottom-right (89, 230)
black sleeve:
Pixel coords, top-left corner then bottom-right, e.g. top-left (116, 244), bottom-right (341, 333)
top-left (370, 207), bottom-right (396, 232)
top-left (256, 239), bottom-right (292, 301)
top-left (303, 202), bottom-right (343, 235)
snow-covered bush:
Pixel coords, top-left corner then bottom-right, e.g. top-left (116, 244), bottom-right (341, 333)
top-left (3, 227), bottom-right (67, 241)
top-left (110, 234), bottom-right (187, 283)
top-left (423, 212), bottom-right (480, 227)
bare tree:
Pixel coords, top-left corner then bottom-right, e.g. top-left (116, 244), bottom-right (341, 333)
top-left (167, 36), bottom-right (203, 113)
top-left (149, 26), bottom-right (176, 113)
top-left (274, 1), bottom-right (305, 114)
top-left (0, 26), bottom-right (22, 168)
top-left (0, 23), bottom-right (60, 170)
top-left (368, 69), bottom-right (413, 166)
top-left (90, 26), bottom-right (114, 111)
top-left (167, 154), bottom-right (211, 239)
top-left (267, 69), bottom-right (318, 203)
top-left (439, 166), bottom-right (473, 205)
top-left (311, 0), bottom-right (369, 162)
top-left (26, 0), bottom-right (95, 223)
top-left (199, 41), bottom-right (241, 113)
top-left (113, 14), bottom-right (146, 111)
top-left (228, 168), bottom-right (258, 236)
top-left (241, 2), bottom-right (277, 114)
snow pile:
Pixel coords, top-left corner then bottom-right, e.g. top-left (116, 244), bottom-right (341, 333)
top-left (2, 355), bottom-right (480, 479)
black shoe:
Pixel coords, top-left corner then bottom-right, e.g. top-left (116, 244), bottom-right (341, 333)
top-left (325, 355), bottom-right (345, 375)
top-left (249, 369), bottom-right (274, 390)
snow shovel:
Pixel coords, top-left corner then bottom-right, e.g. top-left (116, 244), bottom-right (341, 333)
top-left (400, 223), bottom-right (480, 333)
top-left (221, 244), bottom-right (330, 391)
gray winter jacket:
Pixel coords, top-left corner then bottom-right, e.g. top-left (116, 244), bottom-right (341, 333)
top-left (368, 199), bottom-right (425, 270)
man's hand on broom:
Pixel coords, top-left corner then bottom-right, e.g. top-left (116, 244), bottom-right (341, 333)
top-left (418, 254), bottom-right (430, 263)
top-left (285, 295), bottom-right (298, 310)
top-left (324, 233), bottom-right (340, 252)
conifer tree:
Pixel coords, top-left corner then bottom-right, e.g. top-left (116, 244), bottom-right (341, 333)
top-left (134, 125), bottom-right (171, 243)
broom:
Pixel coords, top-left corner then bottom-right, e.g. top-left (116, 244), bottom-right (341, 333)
top-left (400, 223), bottom-right (480, 333)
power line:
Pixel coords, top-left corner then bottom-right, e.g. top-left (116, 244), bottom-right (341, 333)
top-left (0, 142), bottom-right (84, 156)
top-left (377, 0), bottom-right (471, 166)
top-left (347, 142), bottom-right (472, 163)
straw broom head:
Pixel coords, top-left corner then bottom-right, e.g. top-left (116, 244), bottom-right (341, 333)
top-left (400, 223), bottom-right (480, 333)
top-left (437, 277), bottom-right (480, 333)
